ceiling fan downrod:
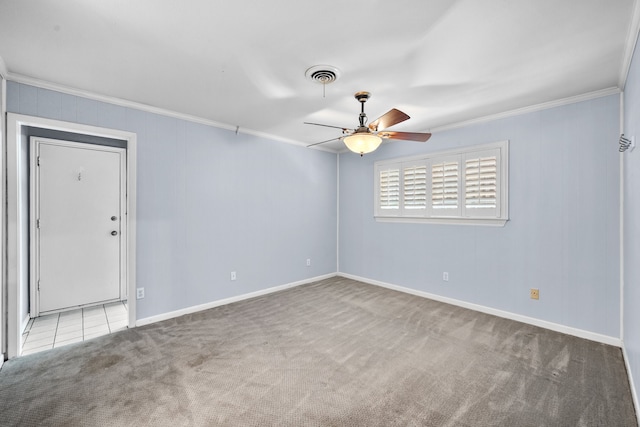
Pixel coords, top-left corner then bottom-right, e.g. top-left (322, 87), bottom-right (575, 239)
top-left (355, 91), bottom-right (371, 131)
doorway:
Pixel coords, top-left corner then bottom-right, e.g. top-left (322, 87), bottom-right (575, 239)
top-left (30, 138), bottom-right (127, 316)
top-left (5, 113), bottom-right (137, 359)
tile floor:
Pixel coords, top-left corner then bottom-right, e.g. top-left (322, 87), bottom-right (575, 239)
top-left (21, 301), bottom-right (128, 356)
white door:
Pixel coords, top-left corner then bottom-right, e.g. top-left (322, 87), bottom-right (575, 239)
top-left (31, 138), bottom-right (126, 315)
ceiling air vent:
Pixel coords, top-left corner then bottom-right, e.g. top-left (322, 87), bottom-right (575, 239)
top-left (305, 65), bottom-right (341, 97)
top-left (305, 65), bottom-right (341, 84)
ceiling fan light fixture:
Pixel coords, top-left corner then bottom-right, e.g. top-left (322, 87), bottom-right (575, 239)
top-left (305, 91), bottom-right (431, 152)
top-left (343, 133), bottom-right (382, 156)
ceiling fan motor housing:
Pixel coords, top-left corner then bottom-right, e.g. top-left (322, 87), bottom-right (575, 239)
top-left (354, 91), bottom-right (371, 103)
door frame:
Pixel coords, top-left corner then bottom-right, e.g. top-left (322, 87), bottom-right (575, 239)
top-left (29, 137), bottom-right (128, 317)
top-left (5, 113), bottom-right (137, 359)
top-left (0, 75), bottom-right (6, 368)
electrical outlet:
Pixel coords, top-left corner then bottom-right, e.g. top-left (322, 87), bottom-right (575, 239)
top-left (443, 272), bottom-right (449, 281)
top-left (136, 288), bottom-right (145, 299)
top-left (530, 288), bottom-right (539, 300)
top-left (230, 271), bottom-right (236, 281)
top-left (306, 258), bottom-right (311, 266)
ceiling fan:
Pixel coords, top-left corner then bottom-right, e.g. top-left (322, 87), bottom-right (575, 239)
top-left (305, 91), bottom-right (432, 156)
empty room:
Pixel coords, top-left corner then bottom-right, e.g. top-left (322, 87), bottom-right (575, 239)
top-left (1, 1), bottom-right (640, 425)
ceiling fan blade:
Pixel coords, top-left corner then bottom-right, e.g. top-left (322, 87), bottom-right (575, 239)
top-left (369, 109), bottom-right (410, 131)
top-left (378, 131), bottom-right (432, 142)
top-left (306, 136), bottom-right (343, 148)
top-left (304, 122), bottom-right (349, 132)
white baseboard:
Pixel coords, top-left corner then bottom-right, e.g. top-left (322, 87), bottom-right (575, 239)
top-left (339, 273), bottom-right (622, 347)
top-left (622, 344), bottom-right (640, 426)
top-left (136, 273), bottom-right (337, 327)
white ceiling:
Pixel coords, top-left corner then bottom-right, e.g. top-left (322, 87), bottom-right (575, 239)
top-left (0, 0), bottom-right (638, 152)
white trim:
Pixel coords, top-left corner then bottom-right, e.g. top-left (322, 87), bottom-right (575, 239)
top-left (336, 154), bottom-right (340, 272)
top-left (5, 73), bottom-right (340, 152)
top-left (376, 216), bottom-right (508, 227)
top-left (127, 134), bottom-right (137, 330)
top-left (7, 73), bottom-right (236, 131)
top-left (0, 56), bottom-right (7, 78)
top-left (5, 113), bottom-right (137, 359)
top-left (431, 88), bottom-right (621, 134)
top-left (6, 115), bottom-right (21, 359)
top-left (620, 93), bottom-right (625, 342)
top-left (1, 73), bottom-right (5, 360)
top-left (620, 0), bottom-right (640, 90)
top-left (622, 344), bottom-right (640, 426)
top-left (136, 273), bottom-right (336, 327)
top-left (339, 272), bottom-right (622, 347)
top-left (6, 74), bottom-right (620, 156)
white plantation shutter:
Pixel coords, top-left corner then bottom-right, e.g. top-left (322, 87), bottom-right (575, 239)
top-left (374, 141), bottom-right (508, 224)
top-left (402, 163), bottom-right (427, 214)
top-left (380, 169), bottom-right (400, 209)
top-left (465, 156), bottom-right (496, 208)
top-left (376, 165), bottom-right (401, 215)
top-left (463, 148), bottom-right (500, 217)
top-left (430, 157), bottom-right (461, 216)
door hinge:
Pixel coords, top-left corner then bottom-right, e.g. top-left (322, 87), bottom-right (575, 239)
top-left (37, 280), bottom-right (40, 291)
top-left (37, 156), bottom-right (40, 166)
top-left (37, 219), bottom-right (40, 229)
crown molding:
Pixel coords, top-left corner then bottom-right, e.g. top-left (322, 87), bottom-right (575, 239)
top-left (5, 72), bottom-right (320, 150)
top-left (431, 87), bottom-right (621, 134)
top-left (7, 72), bottom-right (235, 130)
top-left (620, 0), bottom-right (640, 90)
top-left (7, 73), bottom-right (621, 153)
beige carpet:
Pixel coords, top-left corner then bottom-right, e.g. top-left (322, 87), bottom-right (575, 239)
top-left (0, 277), bottom-right (636, 426)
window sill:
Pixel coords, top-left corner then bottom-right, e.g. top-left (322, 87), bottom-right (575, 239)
top-left (374, 216), bottom-right (509, 227)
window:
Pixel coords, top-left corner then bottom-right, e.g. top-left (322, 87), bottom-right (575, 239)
top-left (430, 156), bottom-right (460, 217)
top-left (402, 162), bottom-right (427, 213)
top-left (374, 141), bottom-right (508, 225)
top-left (379, 166), bottom-right (400, 211)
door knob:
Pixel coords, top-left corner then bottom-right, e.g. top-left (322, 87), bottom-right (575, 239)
top-left (111, 216), bottom-right (117, 221)
top-left (111, 231), bottom-right (118, 236)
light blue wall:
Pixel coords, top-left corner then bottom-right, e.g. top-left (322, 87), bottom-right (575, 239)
top-left (7, 82), bottom-right (338, 320)
top-left (623, 35), bottom-right (640, 408)
top-left (5, 81), bottom-right (624, 339)
top-left (339, 94), bottom-right (621, 338)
